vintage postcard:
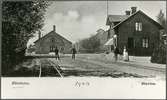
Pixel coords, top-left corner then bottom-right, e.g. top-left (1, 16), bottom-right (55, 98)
top-left (1, 0), bottom-right (166, 99)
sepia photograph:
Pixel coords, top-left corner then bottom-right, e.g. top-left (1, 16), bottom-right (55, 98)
top-left (1, 0), bottom-right (166, 99)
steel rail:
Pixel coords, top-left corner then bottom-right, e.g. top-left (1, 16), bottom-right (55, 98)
top-left (49, 60), bottom-right (63, 78)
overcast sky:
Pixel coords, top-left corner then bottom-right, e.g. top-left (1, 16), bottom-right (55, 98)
top-left (28, 1), bottom-right (166, 46)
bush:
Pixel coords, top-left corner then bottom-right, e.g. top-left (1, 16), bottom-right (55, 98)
top-left (151, 42), bottom-right (166, 64)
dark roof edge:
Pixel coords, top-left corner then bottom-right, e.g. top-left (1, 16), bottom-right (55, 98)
top-left (112, 10), bottom-right (163, 29)
top-left (34, 31), bottom-right (52, 43)
top-left (112, 10), bottom-right (140, 29)
top-left (34, 31), bottom-right (72, 44)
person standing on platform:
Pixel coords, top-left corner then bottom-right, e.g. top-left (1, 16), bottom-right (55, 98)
top-left (123, 46), bottom-right (129, 61)
top-left (55, 46), bottom-right (60, 60)
top-left (114, 46), bottom-right (119, 62)
top-left (71, 47), bottom-right (77, 60)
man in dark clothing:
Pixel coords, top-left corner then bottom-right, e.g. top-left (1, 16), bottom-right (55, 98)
top-left (71, 47), bottom-right (77, 60)
top-left (114, 46), bottom-right (119, 61)
top-left (55, 46), bottom-right (60, 60)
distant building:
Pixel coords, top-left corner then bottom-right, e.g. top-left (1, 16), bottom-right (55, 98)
top-left (34, 25), bottom-right (72, 54)
top-left (106, 7), bottom-right (164, 56)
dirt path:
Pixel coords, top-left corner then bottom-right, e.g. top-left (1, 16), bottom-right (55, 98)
top-left (76, 57), bottom-right (165, 78)
top-left (46, 56), bottom-right (165, 79)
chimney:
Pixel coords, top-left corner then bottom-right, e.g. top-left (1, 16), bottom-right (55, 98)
top-left (125, 10), bottom-right (131, 15)
top-left (38, 30), bottom-right (41, 39)
top-left (53, 25), bottom-right (56, 32)
top-left (131, 7), bottom-right (137, 14)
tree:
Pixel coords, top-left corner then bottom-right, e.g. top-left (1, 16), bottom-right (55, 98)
top-left (151, 10), bottom-right (166, 64)
top-left (2, 1), bottom-right (49, 75)
top-left (157, 10), bottom-right (166, 31)
top-left (80, 35), bottom-right (100, 53)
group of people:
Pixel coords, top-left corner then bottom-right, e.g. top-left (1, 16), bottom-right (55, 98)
top-left (113, 46), bottom-right (129, 62)
top-left (54, 45), bottom-right (128, 62)
top-left (54, 46), bottom-right (77, 60)
top-left (112, 34), bottom-right (129, 62)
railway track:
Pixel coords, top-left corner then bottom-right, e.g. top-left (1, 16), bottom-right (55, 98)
top-left (38, 59), bottom-right (63, 77)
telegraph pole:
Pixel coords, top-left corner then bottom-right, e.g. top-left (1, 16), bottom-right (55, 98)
top-left (107, 0), bottom-right (109, 17)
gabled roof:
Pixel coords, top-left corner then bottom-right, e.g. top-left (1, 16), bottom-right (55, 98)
top-left (112, 10), bottom-right (164, 29)
top-left (106, 15), bottom-right (129, 25)
top-left (34, 31), bottom-right (72, 44)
